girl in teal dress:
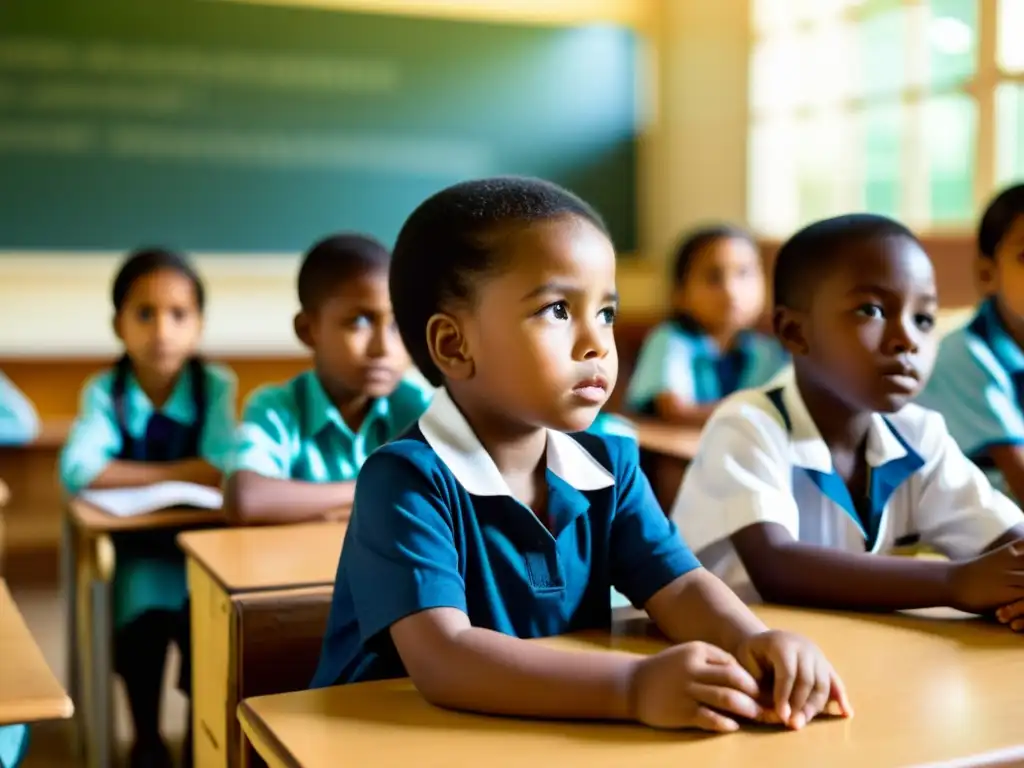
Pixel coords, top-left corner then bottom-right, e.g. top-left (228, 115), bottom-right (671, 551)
top-left (60, 249), bottom-right (237, 768)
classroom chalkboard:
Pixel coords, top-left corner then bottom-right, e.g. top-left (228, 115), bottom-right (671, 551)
top-left (0, 0), bottom-right (639, 254)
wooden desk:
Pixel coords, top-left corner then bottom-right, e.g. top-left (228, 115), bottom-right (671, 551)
top-left (0, 579), bottom-right (73, 726)
top-left (0, 420), bottom-right (72, 581)
top-left (64, 498), bottom-right (225, 768)
top-left (238, 606), bottom-right (1024, 768)
top-left (179, 523), bottom-right (346, 768)
top-left (632, 419), bottom-right (702, 512)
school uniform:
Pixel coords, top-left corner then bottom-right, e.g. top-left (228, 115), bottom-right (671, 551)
top-left (625, 317), bottom-right (787, 414)
top-left (0, 371), bottom-right (39, 445)
top-left (310, 387), bottom-right (699, 688)
top-left (587, 411), bottom-right (637, 440)
top-left (917, 298), bottom-right (1024, 497)
top-left (672, 369), bottom-right (1023, 603)
top-left (59, 357), bottom-right (236, 749)
top-left (0, 724), bottom-right (29, 768)
top-left (229, 370), bottom-right (433, 481)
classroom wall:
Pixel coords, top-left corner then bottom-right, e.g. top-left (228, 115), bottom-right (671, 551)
top-left (0, 0), bottom-right (750, 358)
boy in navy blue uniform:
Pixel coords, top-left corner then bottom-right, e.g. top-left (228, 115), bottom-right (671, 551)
top-left (311, 177), bottom-right (851, 733)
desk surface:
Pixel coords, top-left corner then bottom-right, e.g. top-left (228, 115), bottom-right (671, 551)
top-left (69, 497), bottom-right (225, 534)
top-left (178, 522), bottom-right (347, 594)
top-left (0, 580), bottom-right (73, 726)
top-left (633, 419), bottom-right (702, 461)
top-left (238, 605), bottom-right (1024, 768)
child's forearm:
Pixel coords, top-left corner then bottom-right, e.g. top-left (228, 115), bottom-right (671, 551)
top-left (647, 569), bottom-right (768, 654)
top-left (735, 532), bottom-right (955, 610)
top-left (225, 471), bottom-right (354, 525)
top-left (399, 623), bottom-right (639, 722)
top-left (87, 458), bottom-right (222, 490)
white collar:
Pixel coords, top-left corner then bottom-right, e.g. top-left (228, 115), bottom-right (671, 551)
top-left (775, 370), bottom-right (909, 473)
top-left (418, 388), bottom-right (615, 497)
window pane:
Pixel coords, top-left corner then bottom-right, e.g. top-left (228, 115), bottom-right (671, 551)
top-left (927, 0), bottom-right (978, 89)
top-left (749, 117), bottom-right (800, 236)
top-left (996, 83), bottom-right (1024, 185)
top-left (864, 102), bottom-right (904, 218)
top-left (796, 110), bottom-right (865, 223)
top-left (750, 36), bottom-right (801, 115)
top-left (999, 0), bottom-right (1024, 72)
top-left (861, 7), bottom-right (908, 98)
top-left (925, 94), bottom-right (976, 224)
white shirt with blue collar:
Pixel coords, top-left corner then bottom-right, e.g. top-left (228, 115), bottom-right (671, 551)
top-left (310, 387), bottom-right (699, 688)
top-left (672, 370), bottom-right (1023, 602)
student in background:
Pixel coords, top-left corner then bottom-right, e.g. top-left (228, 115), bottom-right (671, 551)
top-left (0, 371), bottom-right (39, 444)
top-left (225, 234), bottom-right (432, 525)
top-left (60, 249), bottom-right (237, 768)
top-left (673, 215), bottom-right (1024, 629)
top-left (918, 184), bottom-right (1024, 501)
top-left (311, 178), bottom-right (851, 734)
top-left (626, 226), bottom-right (786, 426)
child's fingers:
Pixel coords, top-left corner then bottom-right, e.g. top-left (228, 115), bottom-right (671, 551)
top-left (691, 705), bottom-right (740, 734)
top-left (786, 654), bottom-right (816, 728)
top-left (689, 683), bottom-right (764, 722)
top-left (996, 599), bottom-right (1024, 624)
top-left (828, 668), bottom-right (854, 718)
top-left (799, 659), bottom-right (833, 727)
top-left (1011, 618), bottom-right (1024, 633)
top-left (693, 659), bottom-right (762, 699)
top-left (771, 648), bottom-right (798, 724)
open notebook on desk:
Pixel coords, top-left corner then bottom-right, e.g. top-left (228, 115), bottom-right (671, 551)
top-left (80, 482), bottom-right (222, 518)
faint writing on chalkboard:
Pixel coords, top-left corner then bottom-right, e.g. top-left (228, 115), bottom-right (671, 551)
top-left (0, 38), bottom-right (399, 94)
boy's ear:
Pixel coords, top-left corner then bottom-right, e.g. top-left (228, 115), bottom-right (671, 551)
top-left (293, 311), bottom-right (315, 350)
top-left (426, 312), bottom-right (474, 381)
top-left (974, 255), bottom-right (997, 296)
top-left (773, 306), bottom-right (810, 356)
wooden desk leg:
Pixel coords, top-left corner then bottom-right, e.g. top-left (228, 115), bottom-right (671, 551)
top-left (187, 559), bottom-right (232, 768)
top-left (76, 529), bottom-right (116, 768)
top-left (60, 512), bottom-right (81, 756)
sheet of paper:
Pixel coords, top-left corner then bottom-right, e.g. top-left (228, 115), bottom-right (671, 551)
top-left (80, 481), bottom-right (222, 518)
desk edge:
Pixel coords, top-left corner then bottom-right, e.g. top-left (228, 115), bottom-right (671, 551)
top-left (237, 699), bottom-right (303, 768)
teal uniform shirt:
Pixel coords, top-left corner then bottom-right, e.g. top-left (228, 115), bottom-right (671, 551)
top-left (0, 371), bottom-right (39, 445)
top-left (229, 370), bottom-right (433, 482)
top-left (626, 318), bottom-right (787, 414)
top-left (59, 360), bottom-right (237, 628)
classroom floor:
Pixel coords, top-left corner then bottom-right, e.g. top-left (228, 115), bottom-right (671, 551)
top-left (10, 579), bottom-right (189, 768)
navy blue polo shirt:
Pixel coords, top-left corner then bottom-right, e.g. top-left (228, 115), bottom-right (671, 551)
top-left (310, 388), bottom-right (699, 688)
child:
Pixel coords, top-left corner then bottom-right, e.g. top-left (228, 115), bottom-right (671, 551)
top-left (60, 249), bottom-right (237, 768)
top-left (672, 214), bottom-right (1024, 630)
top-left (918, 184), bottom-right (1024, 502)
top-left (310, 177), bottom-right (851, 733)
top-left (625, 226), bottom-right (786, 425)
top-left (225, 234), bottom-right (432, 524)
top-left (0, 371), bottom-right (39, 444)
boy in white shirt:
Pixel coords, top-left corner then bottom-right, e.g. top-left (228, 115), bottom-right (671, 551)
top-left (673, 214), bottom-right (1024, 631)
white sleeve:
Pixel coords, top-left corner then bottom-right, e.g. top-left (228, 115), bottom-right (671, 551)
top-left (671, 407), bottom-right (800, 556)
top-left (912, 412), bottom-right (1024, 558)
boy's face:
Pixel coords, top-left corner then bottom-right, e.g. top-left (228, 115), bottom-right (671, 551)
top-left (439, 216), bottom-right (619, 433)
top-left (776, 236), bottom-right (938, 414)
top-left (674, 237), bottom-right (765, 336)
top-left (979, 214), bottom-right (1024, 321)
top-left (114, 268), bottom-right (203, 379)
top-left (295, 269), bottom-right (409, 402)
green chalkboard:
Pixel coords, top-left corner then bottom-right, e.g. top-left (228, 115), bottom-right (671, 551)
top-left (0, 0), bottom-right (638, 253)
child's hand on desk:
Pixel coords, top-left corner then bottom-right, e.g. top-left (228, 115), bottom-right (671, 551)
top-left (734, 631), bottom-right (853, 730)
top-left (949, 540), bottom-right (1024, 614)
top-left (630, 641), bottom-right (765, 732)
top-left (995, 599), bottom-right (1024, 632)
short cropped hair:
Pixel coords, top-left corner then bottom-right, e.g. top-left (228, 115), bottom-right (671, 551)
top-left (671, 225), bottom-right (755, 287)
top-left (978, 183), bottom-right (1024, 259)
top-left (112, 247), bottom-right (205, 313)
top-left (297, 233), bottom-right (390, 312)
top-left (773, 213), bottom-right (920, 311)
top-left (389, 176), bottom-right (608, 386)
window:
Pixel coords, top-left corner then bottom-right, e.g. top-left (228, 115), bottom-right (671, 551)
top-left (749, 0), bottom-right (1024, 237)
